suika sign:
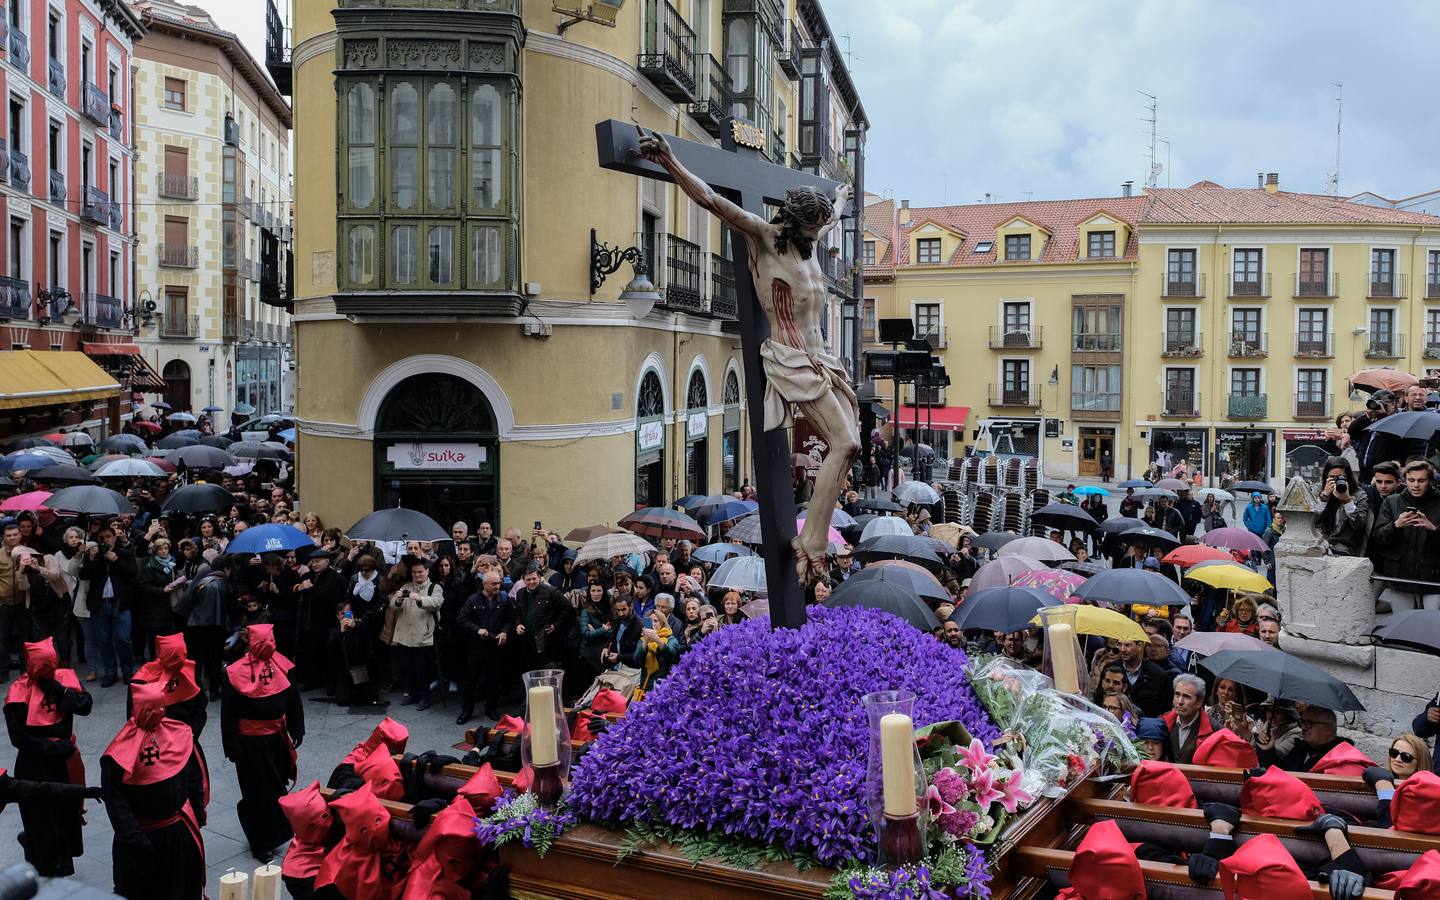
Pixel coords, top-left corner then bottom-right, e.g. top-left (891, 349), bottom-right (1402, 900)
top-left (385, 441), bottom-right (487, 471)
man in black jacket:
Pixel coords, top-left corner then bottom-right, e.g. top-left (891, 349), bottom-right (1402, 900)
top-left (512, 563), bottom-right (565, 674)
top-left (1174, 488), bottom-right (1203, 540)
top-left (1256, 706), bottom-right (1357, 771)
top-left (294, 549), bottom-right (348, 691)
top-left (79, 525), bottom-right (137, 687)
top-left (455, 571), bottom-right (515, 724)
top-left (1349, 389), bottom-right (1401, 481)
top-left (602, 595), bottom-right (644, 672)
top-left (1370, 460), bottom-right (1440, 612)
top-left (1154, 496), bottom-right (1185, 537)
top-left (1117, 636), bottom-right (1174, 718)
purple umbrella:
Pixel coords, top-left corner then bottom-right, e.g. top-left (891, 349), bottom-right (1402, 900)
top-left (968, 555), bottom-right (1048, 592)
top-left (1201, 527), bottom-right (1270, 553)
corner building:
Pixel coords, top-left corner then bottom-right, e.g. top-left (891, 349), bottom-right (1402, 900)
top-left (274, 0), bottom-right (866, 530)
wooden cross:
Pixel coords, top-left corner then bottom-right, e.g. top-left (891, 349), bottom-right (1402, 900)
top-left (596, 118), bottom-right (845, 630)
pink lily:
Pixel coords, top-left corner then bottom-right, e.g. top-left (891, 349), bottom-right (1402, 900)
top-left (968, 765), bottom-right (1003, 809)
top-left (997, 770), bottom-right (1033, 813)
top-left (923, 782), bottom-right (956, 818)
top-left (957, 738), bottom-right (993, 774)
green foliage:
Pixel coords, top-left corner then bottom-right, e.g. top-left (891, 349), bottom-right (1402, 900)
top-left (618, 820), bottom-right (822, 873)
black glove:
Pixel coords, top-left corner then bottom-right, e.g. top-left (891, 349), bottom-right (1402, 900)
top-left (410, 797), bottom-right (448, 829)
top-left (1189, 851), bottom-right (1221, 884)
top-left (1362, 766), bottom-right (1396, 789)
top-left (36, 676), bottom-right (65, 699)
top-left (1326, 869), bottom-right (1365, 900)
top-left (425, 754), bottom-right (460, 774)
top-left (83, 785), bottom-right (104, 800)
top-left (1202, 802), bottom-right (1241, 829)
top-left (461, 749), bottom-right (483, 766)
top-left (1243, 766), bottom-right (1268, 780)
top-left (1298, 813), bottom-right (1349, 837)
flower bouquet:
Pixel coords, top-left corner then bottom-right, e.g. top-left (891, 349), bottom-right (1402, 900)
top-left (915, 721), bottom-right (1032, 849)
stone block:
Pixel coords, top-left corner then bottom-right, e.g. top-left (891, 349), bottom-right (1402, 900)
top-left (1278, 555), bottom-right (1379, 645)
top-left (1281, 633), bottom-right (1376, 688)
top-left (1375, 646), bottom-right (1440, 702)
top-left (1343, 684), bottom-right (1429, 757)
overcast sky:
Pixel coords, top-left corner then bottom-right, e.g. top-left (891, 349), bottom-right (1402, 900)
top-left (203, 0), bottom-right (1436, 206)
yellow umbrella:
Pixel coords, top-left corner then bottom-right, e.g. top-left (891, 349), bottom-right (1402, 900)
top-left (1183, 562), bottom-right (1272, 593)
top-left (929, 522), bottom-right (975, 549)
top-left (1031, 605), bottom-right (1147, 643)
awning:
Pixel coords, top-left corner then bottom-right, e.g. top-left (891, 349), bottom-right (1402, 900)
top-left (81, 342), bottom-right (165, 391)
top-left (896, 405), bottom-right (971, 431)
top-left (0, 350), bottom-right (121, 411)
top-left (82, 342), bottom-right (141, 356)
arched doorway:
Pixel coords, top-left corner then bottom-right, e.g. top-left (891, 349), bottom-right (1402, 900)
top-left (374, 372), bottom-right (499, 528)
top-left (722, 368), bottom-right (741, 493)
top-left (684, 367), bottom-right (709, 497)
top-left (634, 369), bottom-right (666, 508)
top-left (162, 359), bottom-right (191, 411)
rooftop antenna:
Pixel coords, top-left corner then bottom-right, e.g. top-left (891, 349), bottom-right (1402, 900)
top-left (1158, 137), bottom-right (1172, 188)
top-left (840, 33), bottom-right (858, 71)
top-left (1140, 91), bottom-right (1161, 189)
top-left (942, 172), bottom-right (947, 204)
top-left (1022, 191), bottom-right (1033, 202)
top-left (1326, 82), bottom-right (1343, 196)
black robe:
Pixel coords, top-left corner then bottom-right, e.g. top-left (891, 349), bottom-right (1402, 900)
top-left (101, 754), bottom-right (206, 900)
top-left (2, 682), bottom-right (92, 876)
top-left (220, 679), bottom-right (304, 854)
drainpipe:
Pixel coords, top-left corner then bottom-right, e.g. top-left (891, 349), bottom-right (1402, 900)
top-left (1213, 224), bottom-right (1224, 482)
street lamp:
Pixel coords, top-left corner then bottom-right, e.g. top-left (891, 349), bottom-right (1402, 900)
top-left (123, 290), bottom-right (156, 335)
top-left (37, 287), bottom-right (80, 328)
top-left (590, 228), bottom-right (661, 318)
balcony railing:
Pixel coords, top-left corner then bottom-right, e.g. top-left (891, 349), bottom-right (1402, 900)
top-left (82, 81), bottom-right (109, 124)
top-left (908, 385), bottom-right (945, 406)
top-left (160, 312), bottom-right (199, 338)
top-left (1230, 272), bottom-right (1271, 298)
top-left (80, 185), bottom-right (108, 225)
top-left (661, 234), bottom-right (704, 313)
top-left (46, 58), bottom-right (64, 99)
top-left (1162, 273), bottom-right (1205, 298)
top-left (917, 325), bottom-right (948, 349)
top-left (47, 169), bottom-right (64, 206)
top-left (1423, 341), bottom-right (1440, 360)
top-left (1071, 392), bottom-right (1122, 419)
top-left (240, 257), bottom-right (255, 280)
top-left (1162, 390), bottom-right (1201, 418)
top-left (1161, 331), bottom-right (1204, 357)
top-left (1294, 334), bottom-right (1335, 358)
top-left (0, 11), bottom-right (7, 46)
top-left (0, 276), bottom-right (27, 320)
top-left (10, 149), bottom-right (29, 193)
top-left (1368, 273), bottom-right (1408, 299)
top-left (1073, 332), bottom-right (1122, 352)
top-left (158, 173), bottom-right (198, 200)
top-left (222, 313), bottom-right (240, 341)
top-left (1295, 271), bottom-right (1337, 298)
top-left (638, 0), bottom-right (696, 102)
top-left (84, 293), bottom-right (122, 329)
top-left (1228, 393), bottom-right (1267, 419)
top-left (159, 244), bottom-right (198, 268)
top-left (689, 54), bottom-right (731, 138)
top-left (988, 384), bottom-right (1038, 407)
top-left (776, 22), bottom-right (805, 79)
top-left (223, 246), bottom-right (235, 269)
top-left (710, 253), bottom-right (736, 319)
top-left (989, 325), bottom-right (1042, 349)
top-left (1295, 395), bottom-right (1333, 420)
top-left (264, 0), bottom-right (292, 94)
top-left (8, 26), bottom-right (27, 70)
top-left (0, 137), bottom-right (7, 185)
top-left (1365, 333), bottom-right (1405, 359)
top-left (1228, 332), bottom-right (1269, 358)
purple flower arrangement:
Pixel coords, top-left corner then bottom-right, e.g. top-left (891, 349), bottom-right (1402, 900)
top-left (473, 790), bottom-right (577, 857)
top-left (566, 607), bottom-right (1000, 868)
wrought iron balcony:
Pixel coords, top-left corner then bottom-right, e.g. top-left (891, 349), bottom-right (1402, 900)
top-left (917, 325), bottom-right (948, 349)
top-left (159, 244), bottom-right (198, 268)
top-left (988, 384), bottom-right (1039, 408)
top-left (1161, 390), bottom-right (1201, 418)
top-left (82, 81), bottom-right (109, 125)
top-left (240, 257), bottom-right (255, 280)
top-left (221, 313), bottom-right (240, 341)
top-left (84, 293), bottom-right (122, 329)
top-left (908, 385), bottom-right (945, 406)
top-left (1227, 393), bottom-right (1267, 419)
top-left (1161, 331), bottom-right (1204, 357)
top-left (265, 0), bottom-right (292, 95)
top-left (1365, 332), bottom-right (1405, 359)
top-left (1368, 272), bottom-right (1408, 299)
top-left (0, 11), bottom-right (7, 47)
top-left (660, 234), bottom-right (704, 312)
top-left (777, 22), bottom-right (805, 79)
top-left (1071, 392), bottom-right (1122, 419)
top-left (638, 0), bottom-right (696, 102)
top-left (7, 25), bottom-right (27, 70)
top-left (0, 276), bottom-right (27, 320)
top-left (160, 312), bottom-right (199, 339)
top-left (1294, 333), bottom-right (1335, 358)
top-left (1229, 272), bottom-right (1271, 298)
top-left (80, 185), bottom-right (109, 225)
top-left (1295, 395), bottom-right (1333, 420)
top-left (1162, 273), bottom-right (1205, 298)
top-left (989, 325), bottom-right (1041, 349)
top-left (710, 253), bottom-right (736, 319)
top-left (689, 54), bottom-right (731, 138)
top-left (46, 58), bottom-right (64, 100)
top-left (1294, 271), bottom-right (1337, 298)
top-left (158, 173), bottom-right (198, 200)
top-left (47, 169), bottom-right (64, 206)
top-left (0, 137), bottom-right (8, 185)
top-left (1424, 341), bottom-right (1440, 360)
top-left (1228, 332), bottom-right (1269, 358)
top-left (44, 289), bottom-right (69, 319)
top-left (1072, 332), bottom-right (1122, 352)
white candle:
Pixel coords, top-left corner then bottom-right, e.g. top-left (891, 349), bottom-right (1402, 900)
top-left (219, 870), bottom-right (249, 900)
top-left (1049, 623), bottom-right (1080, 694)
top-left (529, 684), bottom-right (559, 767)
top-left (879, 712), bottom-right (917, 817)
top-left (251, 864), bottom-right (281, 900)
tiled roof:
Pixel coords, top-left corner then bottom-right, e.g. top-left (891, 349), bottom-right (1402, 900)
top-left (1141, 187), bottom-right (1440, 225)
top-left (894, 196), bottom-right (1149, 267)
top-left (863, 196), bottom-right (897, 277)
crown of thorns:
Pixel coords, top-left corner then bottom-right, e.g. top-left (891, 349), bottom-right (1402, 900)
top-left (782, 186), bottom-right (833, 226)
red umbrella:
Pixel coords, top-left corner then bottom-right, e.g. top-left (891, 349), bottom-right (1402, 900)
top-left (1162, 544), bottom-right (1235, 567)
top-left (133, 421), bottom-right (162, 433)
top-left (150, 458), bottom-right (178, 473)
top-left (1200, 527), bottom-right (1269, 553)
top-left (0, 490), bottom-right (51, 512)
top-left (41, 433), bottom-right (66, 444)
top-left (1349, 367), bottom-right (1418, 395)
top-left (618, 507), bottom-right (706, 542)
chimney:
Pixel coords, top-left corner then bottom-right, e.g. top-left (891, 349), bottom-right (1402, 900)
top-left (1264, 172), bottom-right (1280, 194)
top-left (899, 199), bottom-right (911, 225)
top-left (1121, 181), bottom-right (1133, 198)
top-left (1257, 173), bottom-right (1265, 189)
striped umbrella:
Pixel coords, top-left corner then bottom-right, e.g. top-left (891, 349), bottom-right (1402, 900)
top-left (1013, 568), bottom-right (1086, 603)
top-left (723, 514), bottom-right (764, 544)
top-left (619, 507), bottom-right (706, 542)
top-left (575, 531), bottom-right (656, 565)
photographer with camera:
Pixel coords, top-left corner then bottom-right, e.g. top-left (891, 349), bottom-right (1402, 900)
top-left (388, 556), bottom-right (444, 711)
top-left (1372, 460), bottom-right (1440, 612)
top-left (1316, 456), bottom-right (1371, 557)
top-left (1349, 388), bottom-right (1403, 481)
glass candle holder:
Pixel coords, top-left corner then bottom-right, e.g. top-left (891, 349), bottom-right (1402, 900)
top-left (862, 690), bottom-right (927, 867)
top-left (1038, 605), bottom-right (1088, 697)
top-left (521, 669), bottom-right (571, 806)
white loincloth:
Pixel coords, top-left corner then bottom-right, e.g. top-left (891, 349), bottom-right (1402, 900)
top-left (759, 339), bottom-right (858, 432)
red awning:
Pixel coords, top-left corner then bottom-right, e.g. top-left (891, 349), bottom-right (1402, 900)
top-left (896, 405), bottom-right (970, 431)
top-left (81, 342), bottom-right (141, 356)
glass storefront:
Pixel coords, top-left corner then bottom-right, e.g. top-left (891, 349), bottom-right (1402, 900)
top-left (1284, 429), bottom-right (1340, 483)
top-left (1216, 429), bottom-right (1273, 483)
top-left (1147, 427), bottom-right (1206, 479)
top-left (235, 346), bottom-right (282, 417)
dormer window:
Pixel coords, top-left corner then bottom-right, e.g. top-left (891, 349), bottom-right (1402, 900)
top-left (1087, 230), bottom-right (1115, 258)
top-left (1004, 234), bottom-right (1030, 260)
top-left (916, 238), bottom-right (941, 264)
top-left (973, 241), bottom-right (993, 254)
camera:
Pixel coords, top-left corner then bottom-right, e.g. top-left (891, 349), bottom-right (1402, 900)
top-left (1334, 476), bottom-right (1347, 493)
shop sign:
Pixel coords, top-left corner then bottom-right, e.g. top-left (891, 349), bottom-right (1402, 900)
top-left (385, 441), bottom-right (486, 470)
top-left (637, 417), bottom-right (665, 453)
top-left (687, 411), bottom-right (708, 439)
top-left (1283, 429), bottom-right (1327, 441)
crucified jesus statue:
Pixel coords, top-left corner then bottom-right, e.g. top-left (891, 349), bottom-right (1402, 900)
top-left (636, 130), bottom-right (859, 583)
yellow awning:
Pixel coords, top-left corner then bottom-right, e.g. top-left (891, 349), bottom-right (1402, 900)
top-left (0, 350), bottom-right (120, 411)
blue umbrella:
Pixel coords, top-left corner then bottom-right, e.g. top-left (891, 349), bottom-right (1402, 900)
top-left (1073, 485), bottom-right (1108, 496)
top-left (0, 453), bottom-right (55, 473)
top-left (201, 405), bottom-right (224, 414)
top-left (691, 542), bottom-right (754, 565)
top-left (700, 499), bottom-right (756, 526)
top-left (227, 523), bottom-right (312, 555)
top-left (277, 427), bottom-right (297, 443)
top-left (1117, 479), bottom-right (1151, 489)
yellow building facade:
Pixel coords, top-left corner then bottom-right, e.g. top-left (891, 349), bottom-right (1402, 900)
top-left (864, 179), bottom-right (1440, 486)
top-left (270, 0), bottom-right (865, 531)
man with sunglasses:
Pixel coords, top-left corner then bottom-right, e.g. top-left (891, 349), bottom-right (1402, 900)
top-left (1257, 706), bottom-right (1358, 772)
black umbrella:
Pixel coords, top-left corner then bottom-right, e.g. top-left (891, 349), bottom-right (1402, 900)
top-left (1372, 610), bottom-right (1440, 654)
top-left (1366, 410), bottom-right (1440, 441)
top-left (949, 586), bottom-right (1060, 633)
top-left (1232, 480), bottom-right (1274, 494)
top-left (30, 464), bottom-right (99, 484)
top-left (201, 434), bottom-right (235, 449)
top-left (1132, 487), bottom-right (1177, 501)
top-left (45, 485), bottom-right (133, 516)
top-left (841, 514), bottom-right (875, 544)
top-left (853, 534), bottom-right (944, 571)
top-left (1071, 567), bottom-right (1191, 607)
top-left (161, 483), bottom-right (236, 515)
top-left (230, 441), bottom-right (292, 461)
top-left (169, 445), bottom-right (237, 470)
top-left (854, 497), bottom-right (904, 514)
top-left (156, 432), bottom-right (201, 450)
top-left (99, 434), bottom-right (147, 454)
top-left (723, 514), bottom-right (764, 544)
top-left (1103, 525), bottom-right (1181, 551)
top-left (1059, 560), bottom-right (1106, 577)
top-left (347, 507), bottom-right (449, 542)
top-left (1030, 501), bottom-right (1100, 533)
top-left (1200, 650), bottom-right (1364, 712)
top-left (839, 565), bottom-right (950, 605)
top-left (824, 578), bottom-right (940, 631)
top-left (3, 436), bottom-right (49, 451)
top-left (1099, 517), bottom-right (1148, 536)
top-left (971, 530), bottom-right (1021, 551)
